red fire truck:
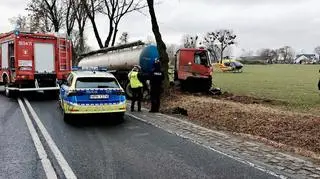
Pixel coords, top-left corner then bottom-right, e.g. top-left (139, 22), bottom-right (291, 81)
top-left (0, 31), bottom-right (72, 97)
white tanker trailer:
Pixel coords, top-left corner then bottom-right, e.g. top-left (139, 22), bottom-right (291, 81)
top-left (79, 44), bottom-right (159, 73)
top-left (78, 41), bottom-right (159, 98)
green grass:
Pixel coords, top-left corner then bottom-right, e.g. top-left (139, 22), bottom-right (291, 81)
top-left (213, 64), bottom-right (320, 112)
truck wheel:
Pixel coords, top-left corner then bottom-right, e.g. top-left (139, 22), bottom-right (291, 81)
top-left (4, 85), bottom-right (11, 97)
top-left (4, 86), bottom-right (17, 98)
top-left (4, 78), bottom-right (16, 98)
top-left (206, 79), bottom-right (213, 91)
top-left (174, 71), bottom-right (178, 81)
top-left (180, 80), bottom-right (187, 91)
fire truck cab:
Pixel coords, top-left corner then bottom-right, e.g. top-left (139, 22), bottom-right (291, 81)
top-left (0, 31), bottom-right (72, 97)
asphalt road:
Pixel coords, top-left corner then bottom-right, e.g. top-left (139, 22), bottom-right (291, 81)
top-left (0, 91), bottom-right (278, 179)
top-left (0, 95), bottom-right (46, 179)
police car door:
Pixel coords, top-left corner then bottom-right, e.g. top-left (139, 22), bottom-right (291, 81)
top-left (60, 73), bottom-right (73, 102)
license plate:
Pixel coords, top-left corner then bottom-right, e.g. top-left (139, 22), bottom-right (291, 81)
top-left (90, 95), bottom-right (109, 99)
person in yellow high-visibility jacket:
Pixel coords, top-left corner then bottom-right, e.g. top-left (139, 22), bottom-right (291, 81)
top-left (128, 65), bottom-right (143, 112)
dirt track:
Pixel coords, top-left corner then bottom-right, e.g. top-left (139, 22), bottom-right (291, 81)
top-left (158, 91), bottom-right (320, 158)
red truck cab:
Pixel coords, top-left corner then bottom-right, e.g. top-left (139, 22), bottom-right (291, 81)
top-left (0, 31), bottom-right (72, 97)
top-left (175, 48), bottom-right (213, 91)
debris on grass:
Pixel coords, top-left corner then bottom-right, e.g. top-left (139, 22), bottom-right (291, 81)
top-left (171, 107), bottom-right (188, 116)
top-left (160, 91), bottom-right (320, 157)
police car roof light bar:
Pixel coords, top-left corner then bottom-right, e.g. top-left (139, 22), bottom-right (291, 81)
top-left (72, 66), bottom-right (108, 72)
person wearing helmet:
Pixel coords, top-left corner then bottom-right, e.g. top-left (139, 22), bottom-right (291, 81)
top-left (128, 65), bottom-right (143, 112)
top-left (149, 59), bottom-right (164, 113)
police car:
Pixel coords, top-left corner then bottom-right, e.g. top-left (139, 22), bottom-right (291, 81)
top-left (59, 69), bottom-right (126, 122)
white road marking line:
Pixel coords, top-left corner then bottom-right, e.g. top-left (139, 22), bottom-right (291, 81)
top-left (23, 98), bottom-right (77, 179)
top-left (17, 98), bottom-right (58, 179)
top-left (126, 113), bottom-right (287, 179)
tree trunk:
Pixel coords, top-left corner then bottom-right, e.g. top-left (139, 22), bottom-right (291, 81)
top-left (53, 21), bottom-right (60, 32)
top-left (89, 17), bottom-right (103, 48)
top-left (147, 0), bottom-right (170, 92)
top-left (72, 43), bottom-right (77, 66)
top-left (111, 23), bottom-right (119, 46)
top-left (105, 20), bottom-right (114, 47)
top-left (209, 50), bottom-right (218, 62)
top-left (67, 28), bottom-right (72, 36)
top-left (79, 29), bottom-right (85, 53)
top-left (220, 43), bottom-right (224, 63)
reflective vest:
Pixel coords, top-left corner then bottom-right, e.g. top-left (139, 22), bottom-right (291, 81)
top-left (129, 71), bottom-right (143, 88)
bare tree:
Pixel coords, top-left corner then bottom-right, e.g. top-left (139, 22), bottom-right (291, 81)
top-left (73, 0), bottom-right (89, 54)
top-left (203, 33), bottom-right (220, 62)
top-left (26, 1), bottom-right (53, 32)
top-left (314, 46), bottom-right (320, 60)
top-left (27, 0), bottom-right (65, 32)
top-left (100, 0), bottom-right (147, 47)
top-left (210, 46), bottom-right (221, 62)
top-left (65, 0), bottom-right (77, 36)
top-left (278, 46), bottom-right (295, 63)
top-left (81, 0), bottom-right (104, 48)
top-left (118, 32), bottom-right (129, 45)
top-left (259, 48), bottom-right (277, 64)
top-left (9, 15), bottom-right (29, 32)
top-left (147, 0), bottom-right (170, 90)
top-left (10, 13), bottom-right (52, 33)
top-left (166, 43), bottom-right (179, 66)
top-left (166, 44), bottom-right (179, 56)
top-left (205, 30), bottom-right (236, 63)
top-left (71, 30), bottom-right (91, 65)
top-left (182, 34), bottom-right (198, 48)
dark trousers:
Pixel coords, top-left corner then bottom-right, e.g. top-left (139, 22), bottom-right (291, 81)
top-left (131, 87), bottom-right (143, 111)
top-left (150, 88), bottom-right (161, 112)
top-left (318, 80), bottom-right (320, 90)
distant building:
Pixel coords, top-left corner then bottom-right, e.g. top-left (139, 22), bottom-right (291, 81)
top-left (294, 54), bottom-right (318, 64)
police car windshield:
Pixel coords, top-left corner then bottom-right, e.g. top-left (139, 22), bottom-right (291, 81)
top-left (76, 77), bottom-right (119, 88)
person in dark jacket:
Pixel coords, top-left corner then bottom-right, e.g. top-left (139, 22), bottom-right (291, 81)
top-left (149, 59), bottom-right (164, 113)
top-left (318, 69), bottom-right (320, 91)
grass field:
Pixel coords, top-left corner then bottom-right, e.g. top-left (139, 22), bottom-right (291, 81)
top-left (213, 64), bottom-right (320, 112)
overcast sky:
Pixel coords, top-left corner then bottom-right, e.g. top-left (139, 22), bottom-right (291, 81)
top-left (1, 0), bottom-right (320, 56)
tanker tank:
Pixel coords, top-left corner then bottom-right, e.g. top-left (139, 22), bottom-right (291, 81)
top-left (78, 45), bottom-right (159, 73)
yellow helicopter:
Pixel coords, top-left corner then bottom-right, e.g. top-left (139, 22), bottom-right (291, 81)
top-left (215, 59), bottom-right (244, 73)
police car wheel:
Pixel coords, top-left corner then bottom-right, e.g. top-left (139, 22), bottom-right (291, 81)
top-left (115, 113), bottom-right (125, 124)
top-left (63, 112), bottom-right (71, 123)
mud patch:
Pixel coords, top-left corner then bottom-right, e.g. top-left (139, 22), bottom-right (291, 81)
top-left (214, 92), bottom-right (288, 106)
